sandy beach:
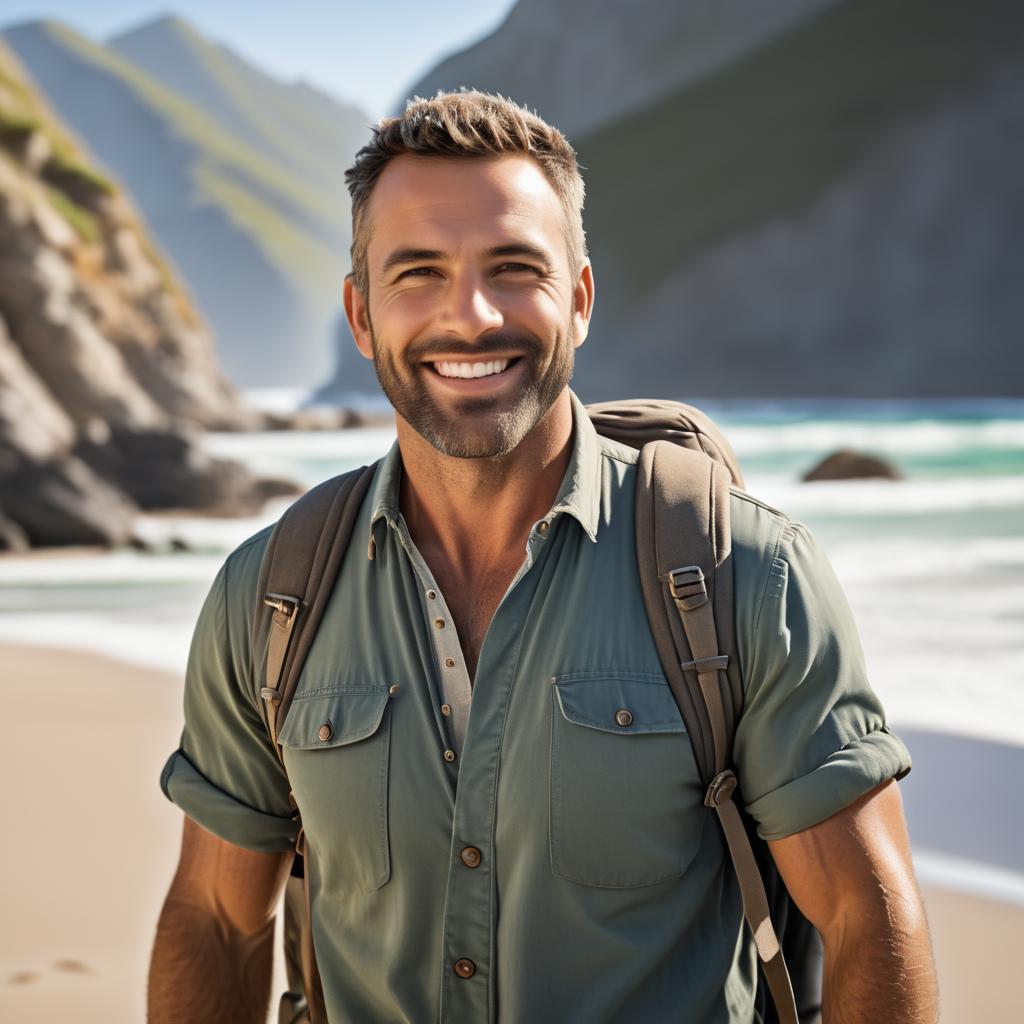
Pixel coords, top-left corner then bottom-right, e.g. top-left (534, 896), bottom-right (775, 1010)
top-left (1, 642), bottom-right (1020, 1023)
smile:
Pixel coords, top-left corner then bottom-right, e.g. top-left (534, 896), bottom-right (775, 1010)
top-left (430, 358), bottom-right (519, 379)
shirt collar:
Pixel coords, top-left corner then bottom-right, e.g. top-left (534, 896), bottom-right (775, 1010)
top-left (367, 390), bottom-right (602, 553)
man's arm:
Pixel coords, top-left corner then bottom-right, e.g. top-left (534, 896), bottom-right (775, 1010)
top-left (768, 779), bottom-right (939, 1024)
top-left (148, 816), bottom-right (293, 1023)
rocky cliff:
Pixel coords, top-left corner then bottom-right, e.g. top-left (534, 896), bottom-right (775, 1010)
top-left (4, 17), bottom-right (369, 390)
top-left (0, 40), bottom-right (295, 550)
top-left (391, 0), bottom-right (1024, 400)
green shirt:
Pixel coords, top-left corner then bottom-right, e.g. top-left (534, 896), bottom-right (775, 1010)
top-left (162, 393), bottom-right (911, 1023)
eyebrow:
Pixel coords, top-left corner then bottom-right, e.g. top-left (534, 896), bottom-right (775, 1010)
top-left (380, 242), bottom-right (554, 277)
top-left (380, 248), bottom-right (445, 275)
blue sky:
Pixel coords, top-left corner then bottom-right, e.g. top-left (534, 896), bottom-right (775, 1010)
top-left (0, 0), bottom-right (518, 116)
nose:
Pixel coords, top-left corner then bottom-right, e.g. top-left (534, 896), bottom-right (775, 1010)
top-left (438, 269), bottom-right (504, 339)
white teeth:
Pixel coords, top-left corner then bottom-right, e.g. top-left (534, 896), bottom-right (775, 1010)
top-left (435, 359), bottom-right (510, 379)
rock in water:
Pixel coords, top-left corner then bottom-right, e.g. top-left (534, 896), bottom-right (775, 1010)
top-left (802, 450), bottom-right (903, 482)
top-left (0, 505), bottom-right (30, 552)
top-left (0, 453), bottom-right (137, 547)
top-left (75, 424), bottom-right (300, 514)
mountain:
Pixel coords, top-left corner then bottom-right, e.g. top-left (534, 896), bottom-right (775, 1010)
top-left (3, 17), bottom-right (369, 390)
top-left (400, 0), bottom-right (841, 137)
top-left (108, 15), bottom-right (366, 199)
top-left (0, 39), bottom-right (295, 549)
top-left (393, 0), bottom-right (1024, 398)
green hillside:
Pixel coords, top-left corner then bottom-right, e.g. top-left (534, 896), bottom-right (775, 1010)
top-left (34, 20), bottom-right (345, 298)
top-left (0, 40), bottom-right (198, 313)
top-left (578, 0), bottom-right (1024, 309)
top-left (110, 15), bottom-right (366, 196)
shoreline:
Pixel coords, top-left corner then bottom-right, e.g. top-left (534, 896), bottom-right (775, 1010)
top-left (1, 642), bottom-right (1020, 1022)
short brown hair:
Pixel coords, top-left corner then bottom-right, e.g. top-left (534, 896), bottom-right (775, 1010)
top-left (345, 91), bottom-right (587, 295)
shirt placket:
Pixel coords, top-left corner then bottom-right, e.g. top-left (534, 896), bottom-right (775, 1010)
top-left (392, 512), bottom-right (557, 1023)
top-left (396, 528), bottom-right (473, 754)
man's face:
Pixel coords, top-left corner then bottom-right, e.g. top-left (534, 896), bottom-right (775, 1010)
top-left (346, 154), bottom-right (592, 459)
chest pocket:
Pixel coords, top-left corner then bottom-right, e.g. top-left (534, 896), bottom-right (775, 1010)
top-left (279, 688), bottom-right (392, 896)
top-left (549, 672), bottom-right (707, 888)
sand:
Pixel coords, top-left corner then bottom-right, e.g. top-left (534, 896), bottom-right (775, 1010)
top-left (1, 642), bottom-right (1019, 1022)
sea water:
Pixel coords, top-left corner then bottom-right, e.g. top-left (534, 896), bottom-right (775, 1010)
top-left (1, 400), bottom-right (1022, 748)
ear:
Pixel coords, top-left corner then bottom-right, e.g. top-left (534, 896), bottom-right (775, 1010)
top-left (571, 261), bottom-right (595, 349)
top-left (343, 275), bottom-right (374, 360)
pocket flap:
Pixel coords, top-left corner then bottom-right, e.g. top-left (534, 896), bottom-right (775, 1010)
top-left (278, 689), bottom-right (390, 750)
top-left (553, 673), bottom-right (685, 736)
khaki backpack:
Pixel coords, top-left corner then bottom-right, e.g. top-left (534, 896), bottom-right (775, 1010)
top-left (251, 399), bottom-right (822, 1024)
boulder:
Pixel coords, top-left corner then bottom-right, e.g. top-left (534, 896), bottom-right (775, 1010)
top-left (0, 505), bottom-right (30, 552)
top-left (802, 449), bottom-right (903, 482)
top-left (75, 424), bottom-right (300, 514)
top-left (0, 451), bottom-right (138, 547)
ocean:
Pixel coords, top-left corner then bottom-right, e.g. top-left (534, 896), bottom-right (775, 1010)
top-left (2, 399), bottom-right (1022, 748)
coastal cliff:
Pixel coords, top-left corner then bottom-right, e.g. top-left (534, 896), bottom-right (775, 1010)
top-left (0, 41), bottom-right (295, 550)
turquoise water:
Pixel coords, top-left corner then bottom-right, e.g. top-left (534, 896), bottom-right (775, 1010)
top-left (1, 400), bottom-right (1022, 745)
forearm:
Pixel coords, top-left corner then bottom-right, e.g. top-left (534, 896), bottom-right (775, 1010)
top-left (821, 884), bottom-right (939, 1024)
top-left (147, 894), bottom-right (276, 1023)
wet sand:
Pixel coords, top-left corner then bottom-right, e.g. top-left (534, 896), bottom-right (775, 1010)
top-left (0, 643), bottom-right (1019, 1022)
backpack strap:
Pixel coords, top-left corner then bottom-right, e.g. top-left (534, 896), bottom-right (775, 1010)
top-left (251, 463), bottom-right (376, 755)
top-left (250, 461), bottom-right (377, 1024)
top-left (634, 440), bottom-right (799, 1024)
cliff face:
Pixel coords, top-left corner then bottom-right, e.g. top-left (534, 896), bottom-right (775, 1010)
top-left (4, 17), bottom-right (368, 390)
top-left (390, 0), bottom-right (1024, 400)
top-left (401, 0), bottom-right (839, 138)
top-left (0, 41), bottom-right (293, 550)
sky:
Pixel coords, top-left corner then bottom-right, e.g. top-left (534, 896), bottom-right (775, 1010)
top-left (0, 0), bottom-right (519, 116)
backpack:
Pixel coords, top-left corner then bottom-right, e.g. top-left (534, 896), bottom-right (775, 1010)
top-left (251, 399), bottom-right (823, 1024)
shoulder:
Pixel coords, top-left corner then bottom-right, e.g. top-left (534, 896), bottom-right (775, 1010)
top-left (727, 487), bottom-right (834, 638)
top-left (597, 433), bottom-right (641, 468)
top-left (221, 523), bottom-right (275, 605)
top-left (728, 486), bottom-right (790, 593)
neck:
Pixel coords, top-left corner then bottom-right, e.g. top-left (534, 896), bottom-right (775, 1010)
top-left (395, 390), bottom-right (574, 571)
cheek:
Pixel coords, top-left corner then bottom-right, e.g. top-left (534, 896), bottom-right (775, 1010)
top-left (504, 284), bottom-right (570, 332)
top-left (376, 288), bottom-right (442, 335)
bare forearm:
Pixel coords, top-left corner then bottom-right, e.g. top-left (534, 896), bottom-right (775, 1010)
top-left (822, 891), bottom-right (939, 1024)
top-left (147, 896), bottom-right (276, 1023)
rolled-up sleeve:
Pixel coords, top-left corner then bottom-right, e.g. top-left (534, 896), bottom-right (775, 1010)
top-left (161, 536), bottom-right (298, 853)
top-left (734, 515), bottom-right (911, 841)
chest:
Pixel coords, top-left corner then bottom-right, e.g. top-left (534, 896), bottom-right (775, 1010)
top-left (428, 557), bottom-right (524, 681)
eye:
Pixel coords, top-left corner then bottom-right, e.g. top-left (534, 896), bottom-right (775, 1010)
top-left (397, 267), bottom-right (439, 280)
top-left (495, 262), bottom-right (539, 274)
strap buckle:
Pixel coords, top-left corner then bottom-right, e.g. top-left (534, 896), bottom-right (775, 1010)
top-left (704, 769), bottom-right (738, 808)
top-left (681, 654), bottom-right (729, 674)
top-left (667, 565), bottom-right (708, 610)
top-left (264, 592), bottom-right (301, 619)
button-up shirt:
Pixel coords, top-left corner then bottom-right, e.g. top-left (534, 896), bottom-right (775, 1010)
top-left (162, 393), bottom-right (910, 1023)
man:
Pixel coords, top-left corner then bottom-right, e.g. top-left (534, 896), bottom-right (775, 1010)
top-left (149, 92), bottom-right (938, 1022)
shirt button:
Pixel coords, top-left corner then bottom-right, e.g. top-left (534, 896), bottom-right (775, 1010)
top-left (614, 708), bottom-right (634, 728)
top-left (388, 683), bottom-right (401, 697)
top-left (443, 749), bottom-right (457, 763)
top-left (440, 703), bottom-right (452, 716)
top-left (426, 589), bottom-right (437, 600)
top-left (460, 846), bottom-right (482, 868)
top-left (444, 657), bottom-right (456, 668)
top-left (453, 958), bottom-right (476, 979)
top-left (318, 721), bottom-right (333, 742)
top-left (537, 520), bottom-right (549, 535)
top-left (434, 617), bottom-right (445, 629)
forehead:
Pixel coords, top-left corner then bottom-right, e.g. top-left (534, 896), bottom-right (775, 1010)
top-left (364, 154), bottom-right (565, 260)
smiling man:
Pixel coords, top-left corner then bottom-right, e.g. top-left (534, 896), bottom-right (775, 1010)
top-left (149, 93), bottom-right (938, 1023)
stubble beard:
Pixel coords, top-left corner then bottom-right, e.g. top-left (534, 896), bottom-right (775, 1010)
top-left (369, 320), bottom-right (575, 460)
